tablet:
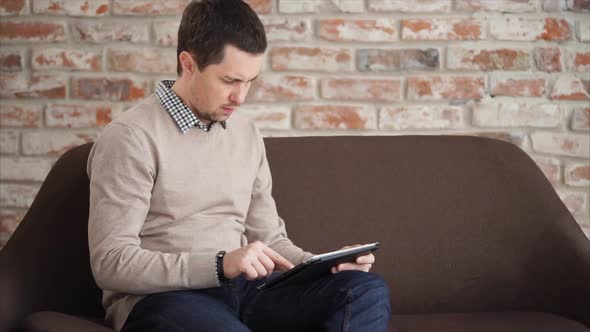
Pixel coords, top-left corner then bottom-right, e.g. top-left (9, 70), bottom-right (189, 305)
top-left (257, 242), bottom-right (379, 291)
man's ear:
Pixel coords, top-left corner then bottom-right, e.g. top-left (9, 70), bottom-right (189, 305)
top-left (179, 51), bottom-right (195, 74)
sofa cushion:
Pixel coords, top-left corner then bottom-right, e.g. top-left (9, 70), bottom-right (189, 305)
top-left (22, 311), bottom-right (113, 332)
top-left (391, 312), bottom-right (590, 332)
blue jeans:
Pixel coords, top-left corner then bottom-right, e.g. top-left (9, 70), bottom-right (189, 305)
top-left (121, 270), bottom-right (391, 332)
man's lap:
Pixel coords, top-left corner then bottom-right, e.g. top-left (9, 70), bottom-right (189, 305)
top-left (121, 271), bottom-right (389, 332)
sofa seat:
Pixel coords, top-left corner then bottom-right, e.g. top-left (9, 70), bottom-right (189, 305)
top-left (22, 311), bottom-right (112, 332)
top-left (391, 312), bottom-right (590, 332)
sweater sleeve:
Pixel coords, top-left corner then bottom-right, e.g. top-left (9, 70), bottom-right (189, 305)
top-left (243, 132), bottom-right (314, 265)
top-left (87, 123), bottom-right (217, 294)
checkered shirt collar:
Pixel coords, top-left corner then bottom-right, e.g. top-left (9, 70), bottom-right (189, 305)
top-left (155, 80), bottom-right (226, 134)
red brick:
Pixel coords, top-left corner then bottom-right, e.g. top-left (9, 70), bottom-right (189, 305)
top-left (0, 48), bottom-right (22, 72)
top-left (270, 47), bottom-right (352, 72)
top-left (531, 132), bottom-right (590, 157)
top-left (46, 104), bottom-right (112, 128)
top-left (245, 0), bottom-right (272, 14)
top-left (380, 105), bottom-right (464, 130)
top-left (294, 105), bottom-right (377, 130)
top-left (279, 0), bottom-right (364, 13)
top-left (358, 49), bottom-right (439, 71)
top-left (550, 75), bottom-right (590, 100)
top-left (239, 105), bottom-right (291, 130)
top-left (0, 20), bottom-right (66, 42)
top-left (531, 156), bottom-right (561, 183)
top-left (33, 48), bottom-right (102, 71)
top-left (407, 75), bottom-right (485, 100)
top-left (262, 17), bottom-right (311, 42)
top-left (108, 49), bottom-right (176, 74)
top-left (318, 19), bottom-right (397, 42)
top-left (33, 0), bottom-right (110, 16)
top-left (455, 0), bottom-right (536, 12)
top-left (566, 48), bottom-right (590, 72)
top-left (565, 163), bottom-right (590, 187)
top-left (0, 184), bottom-right (40, 208)
top-left (489, 74), bottom-right (546, 97)
top-left (0, 103), bottom-right (43, 128)
top-left (153, 21), bottom-right (179, 46)
top-left (113, 0), bottom-right (189, 15)
top-left (447, 46), bottom-right (530, 71)
top-left (22, 131), bottom-right (96, 156)
top-left (0, 157), bottom-right (53, 181)
top-left (401, 18), bottom-right (485, 40)
top-left (0, 210), bottom-right (26, 249)
top-left (368, 0), bottom-right (450, 12)
top-left (534, 47), bottom-right (563, 72)
top-left (0, 0), bottom-right (26, 15)
top-left (571, 107), bottom-right (590, 131)
top-left (320, 78), bottom-right (402, 102)
top-left (0, 129), bottom-right (19, 155)
top-left (73, 21), bottom-right (149, 43)
top-left (0, 73), bottom-right (67, 99)
top-left (247, 74), bottom-right (315, 102)
top-left (473, 101), bottom-right (560, 128)
top-left (72, 77), bottom-right (150, 101)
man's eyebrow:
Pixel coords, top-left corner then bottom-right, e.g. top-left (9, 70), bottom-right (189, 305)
top-left (224, 74), bottom-right (259, 82)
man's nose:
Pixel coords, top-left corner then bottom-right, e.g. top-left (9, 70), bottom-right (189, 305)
top-left (230, 83), bottom-right (248, 105)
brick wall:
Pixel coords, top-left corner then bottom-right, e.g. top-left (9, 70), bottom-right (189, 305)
top-left (0, 0), bottom-right (589, 248)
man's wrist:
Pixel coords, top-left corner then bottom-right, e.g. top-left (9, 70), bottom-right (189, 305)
top-left (215, 250), bottom-right (227, 286)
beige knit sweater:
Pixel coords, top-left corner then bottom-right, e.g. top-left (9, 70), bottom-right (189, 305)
top-left (87, 96), bottom-right (312, 331)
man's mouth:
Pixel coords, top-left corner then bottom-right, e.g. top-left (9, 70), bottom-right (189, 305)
top-left (223, 107), bottom-right (235, 115)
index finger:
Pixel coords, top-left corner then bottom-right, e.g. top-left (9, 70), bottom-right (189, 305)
top-left (263, 247), bottom-right (295, 270)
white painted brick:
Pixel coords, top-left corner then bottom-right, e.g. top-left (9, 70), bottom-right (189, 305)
top-left (0, 183), bottom-right (40, 208)
top-left (22, 131), bottom-right (96, 156)
top-left (239, 105), bottom-right (291, 130)
top-left (0, 157), bottom-right (53, 181)
top-left (279, 0), bottom-right (364, 13)
top-left (473, 100), bottom-right (561, 128)
top-left (379, 105), bottom-right (465, 130)
top-left (0, 129), bottom-right (19, 155)
top-left (531, 132), bottom-right (590, 157)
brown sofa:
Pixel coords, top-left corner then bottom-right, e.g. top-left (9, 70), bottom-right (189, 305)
top-left (1, 136), bottom-right (589, 332)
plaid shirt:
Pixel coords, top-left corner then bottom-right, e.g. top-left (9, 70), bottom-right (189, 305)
top-left (155, 80), bottom-right (226, 133)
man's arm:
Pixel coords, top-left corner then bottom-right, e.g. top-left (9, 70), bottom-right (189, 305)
top-left (242, 133), bottom-right (313, 266)
top-left (87, 123), bottom-right (217, 294)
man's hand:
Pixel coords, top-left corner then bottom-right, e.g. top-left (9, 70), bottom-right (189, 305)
top-left (331, 244), bottom-right (375, 274)
top-left (223, 241), bottom-right (295, 280)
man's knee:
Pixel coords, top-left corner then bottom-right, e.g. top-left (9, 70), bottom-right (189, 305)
top-left (333, 271), bottom-right (391, 310)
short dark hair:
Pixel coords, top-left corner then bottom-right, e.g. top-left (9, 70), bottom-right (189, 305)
top-left (176, 0), bottom-right (267, 75)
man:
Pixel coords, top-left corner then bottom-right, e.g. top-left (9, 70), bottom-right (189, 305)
top-left (87, 0), bottom-right (391, 331)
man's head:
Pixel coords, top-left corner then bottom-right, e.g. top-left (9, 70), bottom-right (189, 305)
top-left (173, 0), bottom-right (267, 124)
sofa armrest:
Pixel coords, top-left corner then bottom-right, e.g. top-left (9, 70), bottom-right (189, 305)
top-left (22, 311), bottom-right (113, 332)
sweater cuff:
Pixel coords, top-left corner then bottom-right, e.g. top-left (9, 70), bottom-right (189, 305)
top-left (187, 252), bottom-right (218, 289)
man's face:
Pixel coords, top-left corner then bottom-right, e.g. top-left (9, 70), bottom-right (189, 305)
top-left (182, 44), bottom-right (264, 124)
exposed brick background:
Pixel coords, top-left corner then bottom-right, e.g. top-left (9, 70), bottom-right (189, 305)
top-left (1, 0), bottom-right (589, 248)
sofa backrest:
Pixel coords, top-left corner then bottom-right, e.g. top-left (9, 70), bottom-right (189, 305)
top-left (264, 136), bottom-right (590, 325)
top-left (0, 142), bottom-right (102, 332)
top-left (1, 136), bottom-right (588, 331)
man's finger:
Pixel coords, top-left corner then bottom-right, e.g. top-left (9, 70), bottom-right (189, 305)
top-left (258, 253), bottom-right (276, 274)
top-left (333, 262), bottom-right (372, 273)
top-left (356, 253), bottom-right (375, 264)
top-left (263, 247), bottom-right (294, 270)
